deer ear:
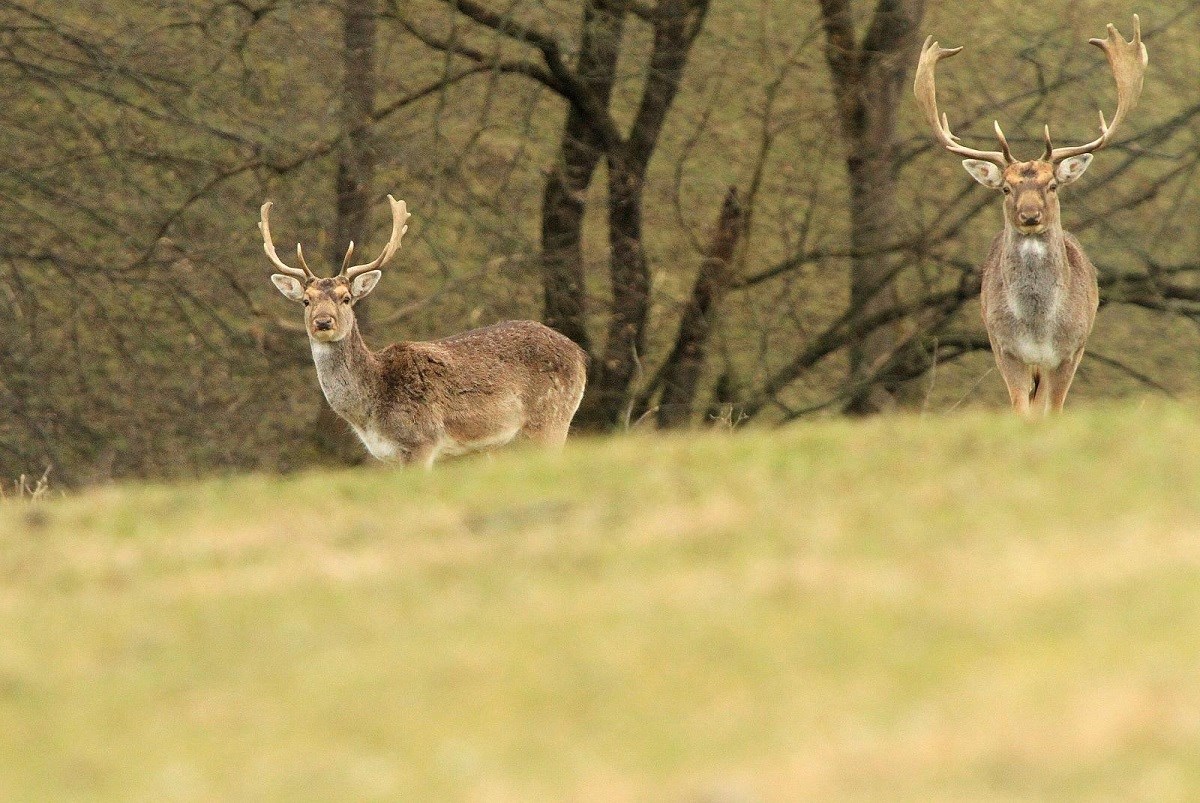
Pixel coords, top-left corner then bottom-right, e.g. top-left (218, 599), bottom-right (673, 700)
top-left (1054, 154), bottom-right (1093, 186)
top-left (350, 270), bottom-right (382, 300)
top-left (271, 274), bottom-right (306, 302)
top-left (962, 159), bottom-right (1004, 189)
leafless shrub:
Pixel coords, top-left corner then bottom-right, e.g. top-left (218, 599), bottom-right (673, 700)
top-left (0, 467), bottom-right (53, 503)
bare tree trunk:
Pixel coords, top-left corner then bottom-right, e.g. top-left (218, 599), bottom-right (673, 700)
top-left (317, 0), bottom-right (378, 464)
top-left (417, 0), bottom-right (708, 429)
top-left (333, 0), bottom-right (378, 330)
top-left (655, 186), bottom-right (744, 428)
top-left (540, 0), bottom-right (625, 354)
top-left (818, 0), bottom-right (925, 414)
top-left (578, 0), bottom-right (710, 428)
top-left (584, 156), bottom-right (650, 426)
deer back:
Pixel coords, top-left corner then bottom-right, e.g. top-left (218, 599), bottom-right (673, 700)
top-left (367, 320), bottom-right (587, 441)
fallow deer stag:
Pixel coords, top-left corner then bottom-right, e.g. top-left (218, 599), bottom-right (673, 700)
top-left (915, 17), bottom-right (1147, 415)
top-left (260, 196), bottom-right (587, 468)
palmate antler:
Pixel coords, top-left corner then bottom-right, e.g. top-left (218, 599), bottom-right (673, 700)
top-left (914, 36), bottom-right (1013, 167)
top-left (915, 16), bottom-right (1148, 165)
top-left (259, 195), bottom-right (411, 281)
top-left (1046, 16), bottom-right (1148, 162)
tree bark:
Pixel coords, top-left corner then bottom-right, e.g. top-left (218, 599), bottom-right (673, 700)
top-left (540, 0), bottom-right (626, 354)
top-left (420, 0), bottom-right (709, 429)
top-left (817, 0), bottom-right (925, 414)
top-left (333, 0), bottom-right (378, 331)
top-left (655, 186), bottom-right (744, 428)
top-left (317, 0), bottom-right (378, 465)
top-left (578, 0), bottom-right (710, 428)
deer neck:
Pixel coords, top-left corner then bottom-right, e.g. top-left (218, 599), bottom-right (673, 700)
top-left (309, 324), bottom-right (375, 424)
top-left (1000, 221), bottom-right (1069, 326)
top-left (1001, 221), bottom-right (1068, 280)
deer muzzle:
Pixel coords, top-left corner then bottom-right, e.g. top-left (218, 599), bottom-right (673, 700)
top-left (1016, 204), bottom-right (1045, 233)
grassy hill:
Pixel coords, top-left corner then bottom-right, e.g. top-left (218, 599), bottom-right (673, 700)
top-left (2, 403), bottom-right (1200, 800)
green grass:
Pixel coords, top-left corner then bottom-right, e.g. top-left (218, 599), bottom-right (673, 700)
top-left (3, 402), bottom-right (1200, 800)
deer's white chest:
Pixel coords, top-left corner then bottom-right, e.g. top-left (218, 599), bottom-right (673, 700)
top-left (998, 236), bottom-right (1069, 368)
top-left (1006, 241), bottom-right (1058, 310)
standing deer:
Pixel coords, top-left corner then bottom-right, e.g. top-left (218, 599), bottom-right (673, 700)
top-left (260, 195), bottom-right (587, 468)
top-left (915, 17), bottom-right (1147, 416)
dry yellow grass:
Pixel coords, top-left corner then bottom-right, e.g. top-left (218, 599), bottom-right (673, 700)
top-left (2, 401), bottom-right (1199, 799)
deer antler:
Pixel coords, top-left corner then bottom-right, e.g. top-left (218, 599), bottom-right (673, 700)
top-left (1047, 16), bottom-right (1148, 162)
top-left (259, 201), bottom-right (316, 282)
top-left (341, 196), bottom-right (410, 280)
top-left (914, 36), bottom-right (1012, 167)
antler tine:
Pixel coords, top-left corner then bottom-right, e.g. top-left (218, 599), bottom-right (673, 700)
top-left (914, 35), bottom-right (1011, 166)
top-left (342, 195), bottom-right (411, 280)
top-left (295, 243), bottom-right (315, 277)
top-left (1048, 15), bottom-right (1148, 163)
top-left (994, 120), bottom-right (1015, 163)
top-left (340, 241), bottom-right (356, 274)
top-left (259, 201), bottom-right (315, 281)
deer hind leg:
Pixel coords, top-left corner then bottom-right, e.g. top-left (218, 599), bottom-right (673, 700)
top-left (402, 442), bottom-right (439, 471)
top-left (993, 348), bottom-right (1036, 418)
top-left (519, 384), bottom-right (584, 449)
top-left (1042, 348), bottom-right (1086, 413)
top-left (518, 416), bottom-right (571, 448)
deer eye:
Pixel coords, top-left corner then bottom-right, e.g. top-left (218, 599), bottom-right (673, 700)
top-left (1002, 186), bottom-right (1012, 195)
top-left (302, 299), bottom-right (310, 306)
top-left (1048, 183), bottom-right (1058, 192)
top-left (342, 296), bottom-right (352, 304)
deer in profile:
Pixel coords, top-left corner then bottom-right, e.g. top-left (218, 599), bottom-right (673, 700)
top-left (915, 17), bottom-right (1147, 416)
top-left (260, 195), bottom-right (587, 468)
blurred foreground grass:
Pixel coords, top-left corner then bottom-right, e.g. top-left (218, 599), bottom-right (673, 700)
top-left (2, 402), bottom-right (1200, 800)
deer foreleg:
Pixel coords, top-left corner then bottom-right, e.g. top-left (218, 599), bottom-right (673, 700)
top-left (1043, 348), bottom-right (1086, 413)
top-left (993, 347), bottom-right (1036, 418)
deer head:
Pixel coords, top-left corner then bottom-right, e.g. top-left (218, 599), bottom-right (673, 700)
top-left (261, 195), bottom-right (410, 341)
top-left (914, 16), bottom-right (1147, 236)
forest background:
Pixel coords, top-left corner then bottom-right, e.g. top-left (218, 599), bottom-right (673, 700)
top-left (4, 0), bottom-right (1200, 485)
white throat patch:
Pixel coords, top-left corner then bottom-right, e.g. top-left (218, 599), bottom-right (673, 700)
top-left (310, 339), bottom-right (361, 416)
top-left (1019, 238), bottom-right (1047, 259)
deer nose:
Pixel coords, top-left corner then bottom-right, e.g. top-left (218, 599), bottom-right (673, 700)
top-left (1019, 210), bottom-right (1042, 227)
top-left (313, 315), bottom-right (335, 331)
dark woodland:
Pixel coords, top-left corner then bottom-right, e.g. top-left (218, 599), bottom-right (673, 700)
top-left (4, 0), bottom-right (1200, 484)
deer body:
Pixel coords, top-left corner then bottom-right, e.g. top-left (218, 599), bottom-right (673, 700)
top-left (260, 197), bottom-right (587, 467)
top-left (914, 17), bottom-right (1146, 415)
top-left (309, 316), bottom-right (586, 466)
top-left (981, 223), bottom-right (1099, 414)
